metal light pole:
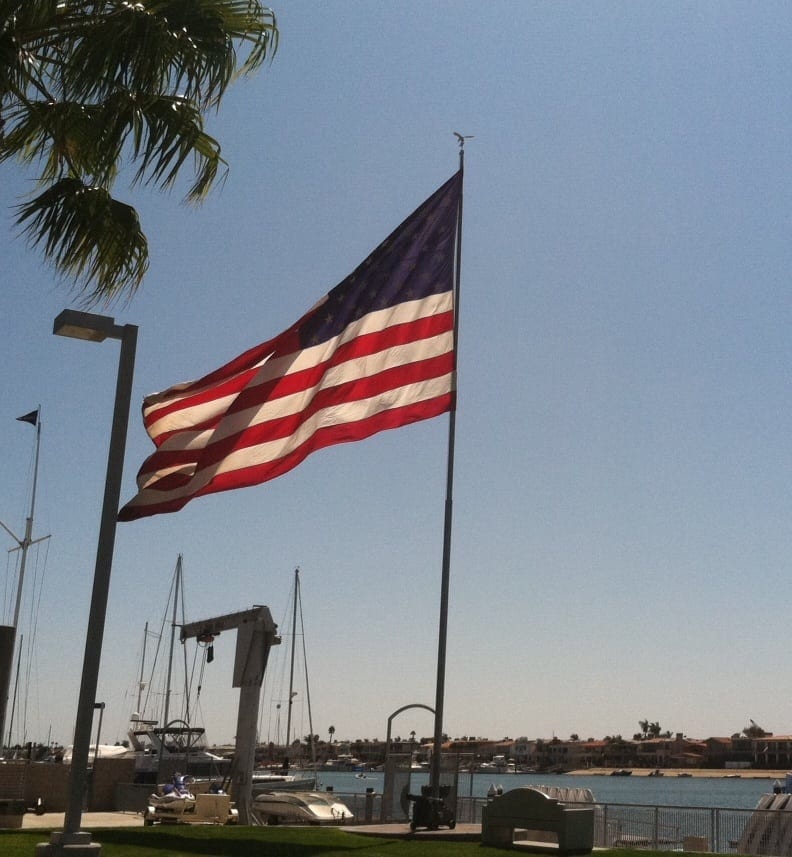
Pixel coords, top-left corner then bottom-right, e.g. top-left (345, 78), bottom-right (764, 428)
top-left (41, 310), bottom-right (137, 856)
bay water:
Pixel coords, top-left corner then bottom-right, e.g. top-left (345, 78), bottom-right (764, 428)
top-left (313, 770), bottom-right (779, 809)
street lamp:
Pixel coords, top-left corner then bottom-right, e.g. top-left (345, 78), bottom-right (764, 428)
top-left (41, 310), bottom-right (137, 857)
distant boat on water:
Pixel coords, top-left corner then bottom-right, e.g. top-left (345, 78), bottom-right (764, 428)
top-left (322, 753), bottom-right (365, 772)
top-left (611, 769), bottom-right (632, 776)
top-left (251, 770), bottom-right (317, 793)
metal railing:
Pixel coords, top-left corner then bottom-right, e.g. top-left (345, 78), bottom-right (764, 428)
top-left (450, 796), bottom-right (782, 855)
top-left (332, 791), bottom-right (792, 855)
top-left (119, 784), bottom-right (791, 856)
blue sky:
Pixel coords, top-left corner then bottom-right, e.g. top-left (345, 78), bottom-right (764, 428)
top-left (3, 1), bottom-right (792, 749)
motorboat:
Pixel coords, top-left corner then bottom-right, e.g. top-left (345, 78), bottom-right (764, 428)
top-left (251, 770), bottom-right (317, 794)
top-left (62, 744), bottom-right (132, 763)
top-left (128, 717), bottom-right (231, 784)
top-left (252, 790), bottom-right (353, 825)
top-left (322, 753), bottom-right (365, 771)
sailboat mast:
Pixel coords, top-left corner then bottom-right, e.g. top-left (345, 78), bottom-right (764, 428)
top-left (298, 589), bottom-right (316, 770)
top-left (136, 621), bottom-right (148, 715)
top-left (11, 417), bottom-right (41, 631)
top-left (284, 568), bottom-right (299, 757)
top-left (163, 555), bottom-right (182, 728)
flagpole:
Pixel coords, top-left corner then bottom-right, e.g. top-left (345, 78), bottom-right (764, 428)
top-left (430, 138), bottom-right (467, 798)
top-left (12, 412), bottom-right (41, 631)
top-left (0, 409), bottom-right (50, 750)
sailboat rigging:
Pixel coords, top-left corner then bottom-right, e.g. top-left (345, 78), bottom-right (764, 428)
top-left (253, 568), bottom-right (318, 793)
top-left (284, 568), bottom-right (315, 768)
top-left (125, 556), bottom-right (230, 784)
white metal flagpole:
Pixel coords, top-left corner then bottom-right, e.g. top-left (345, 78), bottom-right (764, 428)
top-left (0, 409), bottom-right (50, 749)
top-left (430, 137), bottom-right (469, 797)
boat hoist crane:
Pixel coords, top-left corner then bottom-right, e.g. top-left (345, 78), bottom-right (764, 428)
top-left (179, 605), bottom-right (279, 825)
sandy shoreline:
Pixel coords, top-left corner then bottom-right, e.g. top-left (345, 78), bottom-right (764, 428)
top-left (567, 768), bottom-right (787, 779)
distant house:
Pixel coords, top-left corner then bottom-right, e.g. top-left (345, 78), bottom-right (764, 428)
top-left (635, 734), bottom-right (706, 769)
top-left (705, 736), bottom-right (752, 769)
top-left (753, 735), bottom-right (792, 769)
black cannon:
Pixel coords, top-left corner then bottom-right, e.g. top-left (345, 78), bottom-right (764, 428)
top-left (407, 785), bottom-right (456, 831)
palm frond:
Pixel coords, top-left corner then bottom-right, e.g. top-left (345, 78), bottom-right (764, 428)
top-left (128, 94), bottom-right (225, 198)
top-left (16, 177), bottom-right (149, 302)
top-left (2, 0), bottom-right (278, 302)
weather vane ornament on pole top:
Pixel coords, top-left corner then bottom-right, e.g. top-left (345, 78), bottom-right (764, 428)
top-left (453, 131), bottom-right (475, 150)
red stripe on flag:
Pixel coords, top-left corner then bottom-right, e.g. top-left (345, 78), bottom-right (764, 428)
top-left (119, 171), bottom-right (462, 521)
top-left (136, 350), bottom-right (454, 476)
top-left (120, 393), bottom-right (454, 519)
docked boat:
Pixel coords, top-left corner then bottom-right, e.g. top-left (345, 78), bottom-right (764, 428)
top-left (127, 558), bottom-right (232, 784)
top-left (252, 790), bottom-right (353, 825)
top-left (62, 744), bottom-right (132, 763)
top-left (127, 717), bottom-right (231, 784)
top-left (252, 770), bottom-right (318, 794)
top-left (611, 769), bottom-right (633, 776)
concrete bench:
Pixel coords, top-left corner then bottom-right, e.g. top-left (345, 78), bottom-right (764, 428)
top-left (481, 787), bottom-right (595, 854)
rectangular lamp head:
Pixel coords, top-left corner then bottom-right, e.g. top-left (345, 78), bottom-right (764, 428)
top-left (53, 309), bottom-right (117, 342)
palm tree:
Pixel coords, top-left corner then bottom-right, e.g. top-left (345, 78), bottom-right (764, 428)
top-left (328, 725), bottom-right (335, 743)
top-left (1, 0), bottom-right (278, 304)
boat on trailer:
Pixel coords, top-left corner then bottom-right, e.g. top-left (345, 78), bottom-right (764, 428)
top-left (252, 790), bottom-right (353, 825)
top-left (144, 778), bottom-right (238, 826)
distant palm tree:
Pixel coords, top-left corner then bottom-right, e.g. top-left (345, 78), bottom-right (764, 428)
top-left (1, 0), bottom-right (277, 303)
top-left (328, 725), bottom-right (335, 743)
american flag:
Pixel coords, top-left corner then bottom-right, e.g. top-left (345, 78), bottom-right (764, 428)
top-left (119, 171), bottom-right (462, 521)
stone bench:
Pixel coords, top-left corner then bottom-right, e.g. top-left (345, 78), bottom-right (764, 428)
top-left (481, 787), bottom-right (594, 854)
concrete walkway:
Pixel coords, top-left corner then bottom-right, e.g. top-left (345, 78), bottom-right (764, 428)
top-left (17, 813), bottom-right (482, 841)
top-left (20, 811), bottom-right (143, 830)
top-left (346, 822), bottom-right (481, 841)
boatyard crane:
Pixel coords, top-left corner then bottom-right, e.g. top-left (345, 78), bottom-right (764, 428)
top-left (180, 605), bottom-right (279, 825)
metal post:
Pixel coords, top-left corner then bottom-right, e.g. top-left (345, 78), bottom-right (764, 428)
top-left (430, 144), bottom-right (466, 797)
top-left (0, 413), bottom-right (49, 749)
top-left (43, 314), bottom-right (137, 854)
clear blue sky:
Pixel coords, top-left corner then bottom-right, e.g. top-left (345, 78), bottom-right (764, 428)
top-left (3, 1), bottom-right (792, 749)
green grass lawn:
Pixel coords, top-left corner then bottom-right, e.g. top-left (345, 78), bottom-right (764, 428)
top-left (0, 825), bottom-right (690, 857)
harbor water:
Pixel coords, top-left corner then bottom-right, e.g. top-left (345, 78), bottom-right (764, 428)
top-left (310, 770), bottom-right (778, 809)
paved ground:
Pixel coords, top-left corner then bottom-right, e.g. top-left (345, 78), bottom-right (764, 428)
top-left (348, 823), bottom-right (480, 841)
top-left (21, 811), bottom-right (144, 830)
top-left (17, 812), bottom-right (481, 840)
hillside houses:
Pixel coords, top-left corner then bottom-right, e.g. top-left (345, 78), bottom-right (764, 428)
top-left (367, 732), bottom-right (790, 772)
top-left (251, 730), bottom-right (792, 772)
